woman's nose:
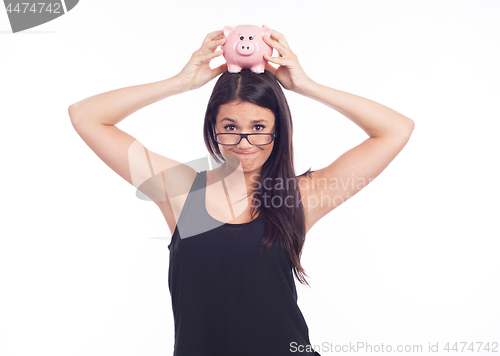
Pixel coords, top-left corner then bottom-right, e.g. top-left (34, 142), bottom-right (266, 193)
top-left (237, 136), bottom-right (253, 148)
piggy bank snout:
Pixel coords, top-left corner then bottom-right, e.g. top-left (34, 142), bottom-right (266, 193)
top-left (236, 41), bottom-right (256, 56)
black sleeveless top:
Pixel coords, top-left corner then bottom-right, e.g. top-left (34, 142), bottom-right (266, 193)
top-left (168, 170), bottom-right (321, 356)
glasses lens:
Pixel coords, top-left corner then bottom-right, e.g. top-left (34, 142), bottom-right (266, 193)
top-left (217, 134), bottom-right (240, 145)
top-left (217, 134), bottom-right (273, 145)
top-left (248, 134), bottom-right (273, 145)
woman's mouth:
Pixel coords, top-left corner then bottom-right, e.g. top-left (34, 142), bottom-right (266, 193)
top-left (233, 151), bottom-right (257, 157)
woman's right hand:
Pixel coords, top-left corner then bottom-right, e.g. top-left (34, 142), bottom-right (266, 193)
top-left (175, 30), bottom-right (227, 91)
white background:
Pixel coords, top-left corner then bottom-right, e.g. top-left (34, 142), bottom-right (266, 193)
top-left (1, 0), bottom-right (499, 355)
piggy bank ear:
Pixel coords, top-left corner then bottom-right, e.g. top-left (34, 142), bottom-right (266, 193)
top-left (261, 25), bottom-right (272, 37)
top-left (223, 25), bottom-right (234, 38)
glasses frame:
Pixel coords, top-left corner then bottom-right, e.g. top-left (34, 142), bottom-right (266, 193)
top-left (214, 128), bottom-right (276, 146)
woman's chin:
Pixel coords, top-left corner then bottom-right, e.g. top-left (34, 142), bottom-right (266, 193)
top-left (238, 162), bottom-right (262, 174)
top-left (221, 152), bottom-right (262, 174)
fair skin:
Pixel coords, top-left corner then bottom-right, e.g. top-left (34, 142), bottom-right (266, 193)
top-left (204, 100), bottom-right (277, 224)
top-left (68, 26), bottom-right (414, 235)
top-left (214, 100), bottom-right (276, 188)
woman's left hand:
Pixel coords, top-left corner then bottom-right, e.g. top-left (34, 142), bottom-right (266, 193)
top-left (262, 27), bottom-right (313, 94)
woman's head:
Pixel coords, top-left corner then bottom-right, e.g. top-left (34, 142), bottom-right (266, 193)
top-left (203, 69), bottom-right (314, 287)
top-left (203, 69), bottom-right (292, 175)
top-left (212, 101), bottom-right (275, 174)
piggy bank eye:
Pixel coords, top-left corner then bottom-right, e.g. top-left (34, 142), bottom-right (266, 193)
top-left (249, 35), bottom-right (254, 40)
top-left (239, 35), bottom-right (244, 40)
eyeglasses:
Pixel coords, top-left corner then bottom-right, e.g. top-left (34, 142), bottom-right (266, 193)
top-left (214, 128), bottom-right (276, 146)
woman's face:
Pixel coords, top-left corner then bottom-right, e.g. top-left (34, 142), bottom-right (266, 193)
top-left (214, 101), bottom-right (276, 175)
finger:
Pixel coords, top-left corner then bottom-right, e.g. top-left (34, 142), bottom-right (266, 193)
top-left (264, 31), bottom-right (288, 49)
top-left (264, 62), bottom-right (277, 76)
top-left (264, 53), bottom-right (285, 66)
top-left (202, 30), bottom-right (224, 45)
top-left (202, 37), bottom-right (226, 53)
top-left (200, 38), bottom-right (226, 56)
top-left (263, 35), bottom-right (291, 57)
top-left (202, 49), bottom-right (224, 62)
top-left (212, 62), bottom-right (228, 78)
top-left (270, 29), bottom-right (290, 48)
top-left (195, 48), bottom-right (223, 64)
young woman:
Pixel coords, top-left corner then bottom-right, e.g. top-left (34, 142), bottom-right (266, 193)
top-left (69, 27), bottom-right (414, 356)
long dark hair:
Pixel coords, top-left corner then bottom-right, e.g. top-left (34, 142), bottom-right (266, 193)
top-left (203, 69), bottom-right (314, 287)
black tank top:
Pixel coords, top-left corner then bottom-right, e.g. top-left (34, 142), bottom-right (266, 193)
top-left (168, 170), bottom-right (321, 356)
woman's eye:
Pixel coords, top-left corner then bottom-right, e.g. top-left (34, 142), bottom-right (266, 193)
top-left (249, 35), bottom-right (253, 40)
top-left (239, 35), bottom-right (244, 40)
top-left (223, 124), bottom-right (265, 131)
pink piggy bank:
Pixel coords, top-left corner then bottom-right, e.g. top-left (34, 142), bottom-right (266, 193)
top-left (222, 24), bottom-right (273, 74)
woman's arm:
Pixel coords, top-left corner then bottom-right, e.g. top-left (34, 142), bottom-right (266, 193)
top-left (68, 76), bottom-right (187, 126)
top-left (68, 30), bottom-right (226, 186)
top-left (262, 28), bottom-right (413, 138)
top-left (68, 75), bottom-right (192, 191)
top-left (299, 81), bottom-right (414, 138)
top-left (263, 29), bottom-right (414, 232)
top-left (299, 80), bottom-right (414, 229)
top-left (69, 28), bottom-right (226, 125)
top-left (67, 30), bottom-right (227, 237)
